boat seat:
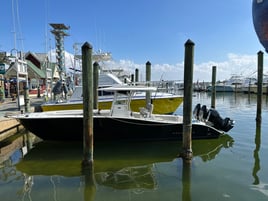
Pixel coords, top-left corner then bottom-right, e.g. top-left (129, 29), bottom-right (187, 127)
top-left (140, 107), bottom-right (148, 117)
top-left (140, 104), bottom-right (154, 118)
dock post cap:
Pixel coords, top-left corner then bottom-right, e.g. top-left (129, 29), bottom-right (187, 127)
top-left (184, 39), bottom-right (195, 46)
top-left (82, 42), bottom-right (93, 49)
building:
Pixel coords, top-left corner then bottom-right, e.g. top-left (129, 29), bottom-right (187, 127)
top-left (2, 51), bottom-right (58, 98)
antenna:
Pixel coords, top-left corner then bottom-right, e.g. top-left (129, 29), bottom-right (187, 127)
top-left (11, 0), bottom-right (17, 56)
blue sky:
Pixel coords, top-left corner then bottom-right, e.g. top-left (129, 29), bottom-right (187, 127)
top-left (0, 0), bottom-right (267, 81)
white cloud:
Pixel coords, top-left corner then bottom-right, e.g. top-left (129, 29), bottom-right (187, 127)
top-left (183, 53), bottom-right (265, 82)
top-left (61, 50), bottom-right (268, 82)
top-left (206, 53), bottom-right (266, 81)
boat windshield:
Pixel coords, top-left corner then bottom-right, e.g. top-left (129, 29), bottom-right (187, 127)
top-left (114, 91), bottom-right (131, 105)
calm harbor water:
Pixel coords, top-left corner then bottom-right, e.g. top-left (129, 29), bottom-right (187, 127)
top-left (0, 92), bottom-right (268, 201)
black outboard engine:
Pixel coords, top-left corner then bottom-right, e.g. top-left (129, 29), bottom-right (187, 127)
top-left (193, 103), bottom-right (201, 120)
top-left (193, 104), bottom-right (210, 121)
top-left (206, 108), bottom-right (234, 132)
top-left (193, 104), bottom-right (234, 132)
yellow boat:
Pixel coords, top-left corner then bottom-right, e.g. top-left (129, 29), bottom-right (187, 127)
top-left (41, 86), bottom-right (183, 114)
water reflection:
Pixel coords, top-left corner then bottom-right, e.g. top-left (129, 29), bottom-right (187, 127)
top-left (196, 92), bottom-right (268, 110)
top-left (0, 132), bottom-right (234, 200)
top-left (0, 132), bottom-right (35, 177)
top-left (82, 163), bottom-right (96, 201)
top-left (252, 121), bottom-right (261, 185)
top-left (250, 121), bottom-right (268, 197)
top-left (0, 132), bottom-right (38, 200)
top-left (15, 135), bottom-right (233, 176)
top-left (182, 161), bottom-right (191, 201)
top-left (1, 134), bottom-right (232, 200)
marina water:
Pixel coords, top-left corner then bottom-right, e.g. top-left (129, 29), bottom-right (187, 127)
top-left (0, 92), bottom-right (268, 201)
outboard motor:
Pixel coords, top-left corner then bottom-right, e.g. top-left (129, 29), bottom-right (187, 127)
top-left (193, 104), bottom-right (234, 132)
top-left (193, 103), bottom-right (201, 120)
top-left (193, 103), bottom-right (209, 121)
top-left (206, 108), bottom-right (234, 132)
top-left (201, 105), bottom-right (209, 120)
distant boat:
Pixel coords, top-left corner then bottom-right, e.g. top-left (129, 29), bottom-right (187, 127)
top-left (9, 85), bottom-right (234, 141)
top-left (241, 74), bottom-right (268, 94)
top-left (240, 77), bottom-right (258, 94)
top-left (252, 0), bottom-right (268, 52)
top-left (207, 84), bottom-right (234, 92)
top-left (207, 75), bottom-right (244, 92)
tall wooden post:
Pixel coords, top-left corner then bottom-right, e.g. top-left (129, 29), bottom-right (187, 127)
top-left (135, 68), bottom-right (139, 83)
top-left (23, 86), bottom-right (30, 112)
top-left (211, 66), bottom-right (217, 109)
top-left (181, 39), bottom-right (195, 161)
top-left (82, 42), bottom-right (94, 166)
top-left (145, 61), bottom-right (151, 108)
top-left (37, 85), bottom-right (41, 98)
top-left (0, 75), bottom-right (5, 102)
top-left (93, 62), bottom-right (99, 110)
top-left (131, 74), bottom-right (134, 83)
top-left (256, 51), bottom-right (263, 123)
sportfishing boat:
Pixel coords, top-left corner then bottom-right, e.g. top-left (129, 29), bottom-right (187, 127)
top-left (240, 75), bottom-right (268, 94)
top-left (206, 84), bottom-right (234, 92)
top-left (9, 86), bottom-right (234, 141)
top-left (40, 73), bottom-right (183, 114)
top-left (206, 75), bottom-right (244, 92)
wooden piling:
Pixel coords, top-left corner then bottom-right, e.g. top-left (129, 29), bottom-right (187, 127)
top-left (211, 66), bottom-right (216, 109)
top-left (256, 51), bottom-right (263, 123)
top-left (135, 68), bottom-right (139, 83)
top-left (37, 86), bottom-right (41, 98)
top-left (166, 82), bottom-right (169, 93)
top-left (248, 79), bottom-right (251, 94)
top-left (131, 74), bottom-right (134, 83)
top-left (145, 61), bottom-right (151, 108)
top-left (82, 42), bottom-right (94, 166)
top-left (0, 75), bottom-right (4, 102)
top-left (23, 86), bottom-right (30, 113)
top-left (181, 39), bottom-right (195, 161)
top-left (93, 62), bottom-right (99, 110)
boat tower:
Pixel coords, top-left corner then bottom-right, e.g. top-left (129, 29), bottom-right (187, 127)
top-left (50, 23), bottom-right (70, 81)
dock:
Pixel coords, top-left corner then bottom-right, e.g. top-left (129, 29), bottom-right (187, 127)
top-left (0, 97), bottom-right (44, 141)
